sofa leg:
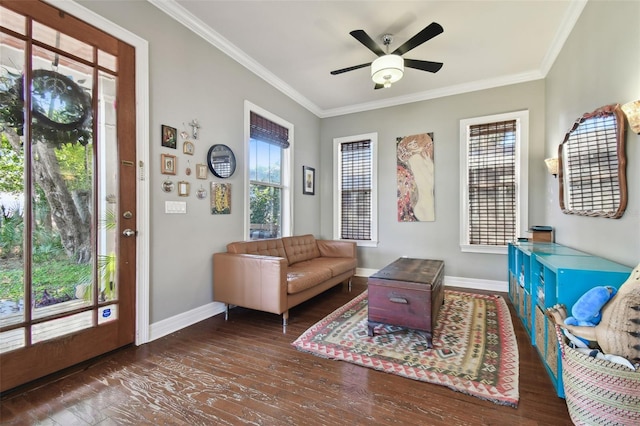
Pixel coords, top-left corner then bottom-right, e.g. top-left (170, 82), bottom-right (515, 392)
top-left (282, 311), bottom-right (289, 333)
top-left (224, 303), bottom-right (229, 321)
top-left (348, 277), bottom-right (352, 292)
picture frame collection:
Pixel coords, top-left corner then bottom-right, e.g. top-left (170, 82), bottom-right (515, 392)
top-left (160, 122), bottom-right (316, 215)
top-left (160, 122), bottom-right (234, 214)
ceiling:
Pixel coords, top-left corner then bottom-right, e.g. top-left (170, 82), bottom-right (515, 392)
top-left (149, 0), bottom-right (587, 118)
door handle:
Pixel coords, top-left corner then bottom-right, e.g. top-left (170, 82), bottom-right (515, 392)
top-left (122, 229), bottom-right (138, 237)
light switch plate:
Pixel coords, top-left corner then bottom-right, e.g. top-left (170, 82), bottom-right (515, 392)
top-left (165, 201), bottom-right (187, 214)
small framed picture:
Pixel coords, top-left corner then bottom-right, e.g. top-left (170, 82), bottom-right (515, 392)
top-left (161, 125), bottom-right (177, 149)
top-left (211, 182), bottom-right (231, 214)
top-left (161, 153), bottom-right (177, 175)
top-left (196, 163), bottom-right (208, 179)
top-left (303, 165), bottom-right (315, 195)
top-left (183, 141), bottom-right (195, 155)
top-left (178, 181), bottom-right (190, 197)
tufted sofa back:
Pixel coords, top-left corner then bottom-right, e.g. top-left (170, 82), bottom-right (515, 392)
top-left (282, 234), bottom-right (320, 265)
top-left (226, 238), bottom-right (287, 259)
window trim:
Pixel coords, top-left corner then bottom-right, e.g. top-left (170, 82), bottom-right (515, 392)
top-left (459, 110), bottom-right (528, 254)
top-left (333, 132), bottom-right (378, 247)
top-left (244, 101), bottom-right (293, 240)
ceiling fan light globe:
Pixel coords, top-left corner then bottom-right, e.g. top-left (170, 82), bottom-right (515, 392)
top-left (371, 54), bottom-right (404, 85)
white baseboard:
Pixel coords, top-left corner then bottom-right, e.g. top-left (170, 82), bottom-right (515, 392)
top-left (444, 276), bottom-right (507, 293)
top-left (149, 271), bottom-right (506, 342)
top-left (149, 301), bottom-right (226, 342)
top-left (356, 267), bottom-right (378, 277)
top-left (356, 268), bottom-right (507, 293)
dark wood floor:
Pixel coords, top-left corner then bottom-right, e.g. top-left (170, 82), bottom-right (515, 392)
top-left (0, 278), bottom-right (572, 425)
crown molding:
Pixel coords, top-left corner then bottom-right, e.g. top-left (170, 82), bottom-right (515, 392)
top-left (539, 0), bottom-right (588, 76)
top-left (149, 0), bottom-right (585, 119)
top-left (147, 0), bottom-right (323, 117)
top-left (319, 70), bottom-right (545, 118)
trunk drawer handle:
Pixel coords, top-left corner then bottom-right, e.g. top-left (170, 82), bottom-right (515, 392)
top-left (389, 297), bottom-right (408, 304)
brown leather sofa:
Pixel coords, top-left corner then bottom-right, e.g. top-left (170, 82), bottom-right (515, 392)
top-left (213, 234), bottom-right (357, 329)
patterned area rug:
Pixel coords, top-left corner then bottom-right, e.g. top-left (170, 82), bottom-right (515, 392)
top-left (292, 289), bottom-right (519, 407)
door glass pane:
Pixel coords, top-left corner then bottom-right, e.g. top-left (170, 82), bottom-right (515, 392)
top-left (0, 32), bottom-right (26, 327)
top-left (0, 328), bottom-right (25, 353)
top-left (30, 45), bottom-right (94, 319)
top-left (98, 49), bottom-right (117, 72)
top-left (97, 70), bottom-right (118, 306)
top-left (0, 6), bottom-right (25, 35)
top-left (32, 21), bottom-right (93, 62)
top-left (98, 304), bottom-right (117, 324)
top-left (32, 310), bottom-right (93, 343)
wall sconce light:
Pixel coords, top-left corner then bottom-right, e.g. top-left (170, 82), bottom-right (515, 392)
top-left (545, 157), bottom-right (559, 178)
top-left (621, 100), bottom-right (640, 134)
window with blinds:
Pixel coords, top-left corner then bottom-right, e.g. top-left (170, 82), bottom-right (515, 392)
top-left (250, 111), bottom-right (289, 149)
top-left (246, 103), bottom-right (292, 240)
top-left (460, 111), bottom-right (527, 253)
top-left (340, 140), bottom-right (372, 240)
top-left (467, 120), bottom-right (516, 245)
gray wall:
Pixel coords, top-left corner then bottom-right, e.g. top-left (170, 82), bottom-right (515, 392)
top-left (79, 1), bottom-right (322, 323)
top-left (320, 81), bottom-right (546, 281)
top-left (79, 0), bottom-right (639, 325)
top-left (544, 0), bottom-right (640, 267)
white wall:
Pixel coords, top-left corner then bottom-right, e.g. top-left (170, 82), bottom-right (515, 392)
top-left (544, 0), bottom-right (640, 267)
top-left (78, 1), bottom-right (322, 324)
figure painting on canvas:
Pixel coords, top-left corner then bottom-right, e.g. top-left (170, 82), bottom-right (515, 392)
top-left (397, 132), bottom-right (435, 222)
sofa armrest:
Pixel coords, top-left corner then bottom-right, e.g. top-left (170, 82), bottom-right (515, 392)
top-left (213, 252), bottom-right (288, 315)
top-left (316, 239), bottom-right (357, 259)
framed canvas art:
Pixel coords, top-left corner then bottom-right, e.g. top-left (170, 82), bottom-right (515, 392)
top-left (397, 133), bottom-right (435, 222)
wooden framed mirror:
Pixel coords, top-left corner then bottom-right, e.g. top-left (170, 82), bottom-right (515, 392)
top-left (558, 104), bottom-right (627, 218)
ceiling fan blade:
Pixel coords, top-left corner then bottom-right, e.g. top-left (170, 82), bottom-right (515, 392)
top-left (374, 83), bottom-right (385, 90)
top-left (350, 30), bottom-right (385, 56)
top-left (330, 62), bottom-right (371, 75)
top-left (391, 22), bottom-right (444, 56)
top-left (404, 59), bottom-right (444, 73)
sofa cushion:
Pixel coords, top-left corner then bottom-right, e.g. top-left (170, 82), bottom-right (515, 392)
top-left (308, 257), bottom-right (357, 277)
top-left (286, 261), bottom-right (332, 294)
top-left (282, 234), bottom-right (320, 265)
top-left (226, 239), bottom-right (287, 259)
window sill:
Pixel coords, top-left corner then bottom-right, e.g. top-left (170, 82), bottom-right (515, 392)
top-left (336, 239), bottom-right (378, 248)
top-left (459, 244), bottom-right (507, 255)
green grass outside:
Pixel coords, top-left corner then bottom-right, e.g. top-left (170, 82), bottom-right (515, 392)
top-left (0, 259), bottom-right (91, 304)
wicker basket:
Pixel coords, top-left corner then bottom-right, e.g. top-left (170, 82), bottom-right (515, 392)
top-left (556, 325), bottom-right (640, 425)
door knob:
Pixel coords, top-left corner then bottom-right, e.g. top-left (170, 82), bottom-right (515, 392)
top-left (122, 229), bottom-right (137, 237)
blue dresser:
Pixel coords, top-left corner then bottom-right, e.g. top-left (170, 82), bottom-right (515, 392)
top-left (508, 241), bottom-right (631, 397)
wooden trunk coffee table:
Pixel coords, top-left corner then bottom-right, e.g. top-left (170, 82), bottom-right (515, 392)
top-left (367, 258), bottom-right (444, 348)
